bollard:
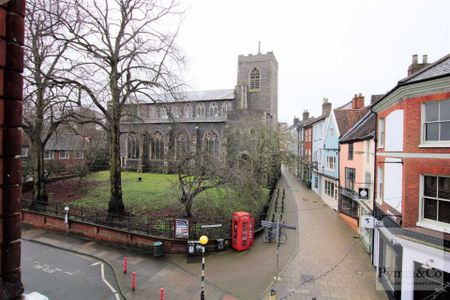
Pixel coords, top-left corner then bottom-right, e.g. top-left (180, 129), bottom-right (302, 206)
top-left (123, 256), bottom-right (128, 273)
top-left (160, 288), bottom-right (164, 300)
top-left (132, 272), bottom-right (136, 291)
top-left (269, 287), bottom-right (277, 300)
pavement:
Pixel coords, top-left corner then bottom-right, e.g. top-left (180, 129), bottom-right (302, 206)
top-left (21, 167), bottom-right (386, 300)
top-left (262, 167), bottom-right (387, 300)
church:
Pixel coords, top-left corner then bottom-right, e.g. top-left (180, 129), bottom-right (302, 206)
top-left (120, 51), bottom-right (278, 173)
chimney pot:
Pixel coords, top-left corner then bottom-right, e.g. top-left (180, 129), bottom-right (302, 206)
top-left (423, 54), bottom-right (428, 64)
top-left (302, 110), bottom-right (309, 121)
top-left (322, 99), bottom-right (332, 115)
top-left (412, 54), bottom-right (418, 64)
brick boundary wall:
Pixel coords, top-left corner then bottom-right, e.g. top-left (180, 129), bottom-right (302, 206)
top-left (0, 0), bottom-right (25, 298)
top-left (22, 211), bottom-right (229, 254)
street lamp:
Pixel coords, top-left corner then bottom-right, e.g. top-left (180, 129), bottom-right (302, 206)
top-left (199, 235), bottom-right (208, 300)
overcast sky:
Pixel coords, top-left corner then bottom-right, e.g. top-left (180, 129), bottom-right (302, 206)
top-left (177, 0), bottom-right (450, 123)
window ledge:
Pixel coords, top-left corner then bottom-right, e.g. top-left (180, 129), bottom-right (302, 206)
top-left (418, 143), bottom-right (450, 148)
top-left (416, 221), bottom-right (450, 233)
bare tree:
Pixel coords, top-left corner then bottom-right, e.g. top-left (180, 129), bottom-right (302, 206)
top-left (23, 0), bottom-right (80, 203)
top-left (52, 0), bottom-right (185, 215)
top-left (176, 124), bottom-right (281, 219)
top-left (177, 153), bottom-right (225, 218)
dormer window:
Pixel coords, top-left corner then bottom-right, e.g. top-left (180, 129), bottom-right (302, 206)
top-left (250, 68), bottom-right (261, 91)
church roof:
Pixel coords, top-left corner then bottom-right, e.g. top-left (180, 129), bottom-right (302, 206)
top-left (149, 89), bottom-right (235, 103)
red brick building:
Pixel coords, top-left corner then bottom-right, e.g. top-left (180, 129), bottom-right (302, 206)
top-left (372, 54), bottom-right (450, 299)
top-left (0, 0), bottom-right (25, 298)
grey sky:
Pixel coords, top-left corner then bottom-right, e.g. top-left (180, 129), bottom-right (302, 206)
top-left (178, 0), bottom-right (450, 123)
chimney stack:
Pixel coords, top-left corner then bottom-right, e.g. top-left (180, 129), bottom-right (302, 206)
top-left (302, 110), bottom-right (309, 121)
top-left (322, 97), bottom-right (332, 116)
top-left (352, 93), bottom-right (365, 109)
top-left (408, 54), bottom-right (430, 76)
top-left (293, 116), bottom-right (300, 125)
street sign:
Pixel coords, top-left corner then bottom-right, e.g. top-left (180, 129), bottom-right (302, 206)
top-left (261, 220), bottom-right (273, 228)
top-left (200, 224), bottom-right (222, 229)
top-left (359, 188), bottom-right (369, 200)
top-left (361, 215), bottom-right (374, 229)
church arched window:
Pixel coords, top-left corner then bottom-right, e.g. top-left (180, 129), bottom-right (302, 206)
top-left (204, 130), bottom-right (220, 156)
top-left (221, 102), bottom-right (229, 116)
top-left (176, 131), bottom-right (191, 159)
top-left (184, 104), bottom-right (192, 118)
top-left (151, 131), bottom-right (164, 160)
top-left (127, 133), bottom-right (140, 159)
top-left (250, 68), bottom-right (261, 90)
top-left (250, 128), bottom-right (256, 142)
top-left (149, 106), bottom-right (157, 119)
top-left (159, 107), bottom-right (168, 119)
top-left (196, 103), bottom-right (205, 118)
top-left (208, 103), bottom-right (218, 117)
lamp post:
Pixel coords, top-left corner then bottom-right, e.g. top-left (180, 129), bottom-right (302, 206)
top-left (199, 235), bottom-right (208, 300)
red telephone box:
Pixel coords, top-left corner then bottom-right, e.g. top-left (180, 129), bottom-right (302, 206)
top-left (232, 212), bottom-right (254, 251)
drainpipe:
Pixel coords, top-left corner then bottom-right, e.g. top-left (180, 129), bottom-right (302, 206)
top-left (371, 108), bottom-right (378, 268)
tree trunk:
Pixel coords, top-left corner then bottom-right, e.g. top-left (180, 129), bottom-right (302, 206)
top-left (31, 140), bottom-right (47, 203)
top-left (185, 197), bottom-right (192, 218)
top-left (108, 122), bottom-right (125, 215)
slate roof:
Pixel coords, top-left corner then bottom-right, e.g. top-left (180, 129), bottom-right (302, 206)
top-left (373, 53), bottom-right (450, 107)
top-left (400, 53), bottom-right (450, 84)
top-left (147, 89), bottom-right (235, 103)
top-left (45, 134), bottom-right (89, 151)
top-left (370, 94), bottom-right (384, 104)
top-left (334, 107), bottom-right (369, 137)
top-left (340, 111), bottom-right (376, 143)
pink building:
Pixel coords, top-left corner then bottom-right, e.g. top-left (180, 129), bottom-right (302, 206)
top-left (339, 111), bottom-right (376, 254)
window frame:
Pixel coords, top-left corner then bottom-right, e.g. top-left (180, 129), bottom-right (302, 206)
top-left (74, 151), bottom-right (84, 159)
top-left (378, 118), bottom-right (385, 148)
top-left (44, 150), bottom-right (54, 160)
top-left (420, 99), bottom-right (450, 147)
top-left (127, 134), bottom-right (140, 160)
top-left (324, 180), bottom-right (335, 199)
top-left (59, 150), bottom-right (69, 160)
top-left (249, 68), bottom-right (261, 91)
top-left (377, 167), bottom-right (383, 204)
top-left (345, 167), bottom-right (356, 191)
top-left (418, 174), bottom-right (450, 230)
top-left (348, 142), bottom-right (354, 160)
top-left (326, 156), bottom-right (336, 171)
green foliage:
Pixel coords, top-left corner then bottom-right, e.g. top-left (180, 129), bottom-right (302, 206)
top-left (68, 171), bottom-right (269, 219)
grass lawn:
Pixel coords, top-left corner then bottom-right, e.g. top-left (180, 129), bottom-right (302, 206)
top-left (67, 171), bottom-right (269, 220)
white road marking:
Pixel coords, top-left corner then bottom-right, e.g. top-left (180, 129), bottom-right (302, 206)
top-left (92, 261), bottom-right (120, 300)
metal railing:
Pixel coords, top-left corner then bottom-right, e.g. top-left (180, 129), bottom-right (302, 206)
top-left (22, 200), bottom-right (268, 240)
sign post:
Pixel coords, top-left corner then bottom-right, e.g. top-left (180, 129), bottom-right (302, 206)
top-left (261, 220), bottom-right (296, 282)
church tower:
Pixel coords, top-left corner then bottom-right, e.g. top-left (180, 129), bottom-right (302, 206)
top-left (235, 51), bottom-right (278, 125)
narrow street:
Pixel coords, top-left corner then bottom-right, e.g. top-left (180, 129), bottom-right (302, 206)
top-left (21, 167), bottom-right (387, 300)
top-left (268, 167), bottom-right (387, 299)
top-left (22, 240), bottom-right (121, 300)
